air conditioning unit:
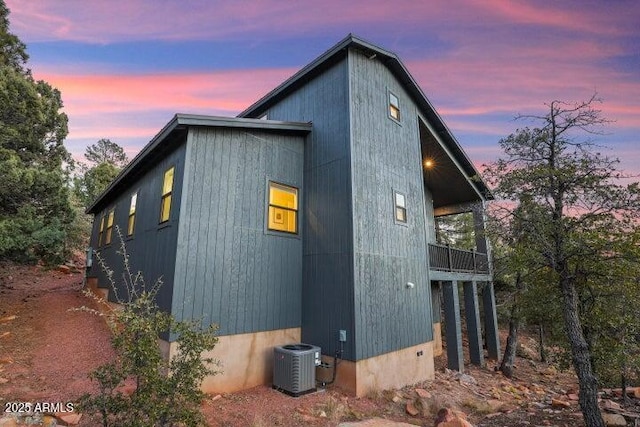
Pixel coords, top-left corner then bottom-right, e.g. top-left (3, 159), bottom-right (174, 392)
top-left (273, 343), bottom-right (321, 396)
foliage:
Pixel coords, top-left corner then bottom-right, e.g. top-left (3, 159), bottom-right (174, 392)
top-left (0, 0), bottom-right (27, 73)
top-left (73, 139), bottom-right (128, 208)
top-left (435, 212), bottom-right (476, 251)
top-left (85, 138), bottom-right (129, 168)
top-left (74, 161), bottom-right (121, 208)
top-left (78, 228), bottom-right (219, 427)
top-left (0, 1), bottom-right (74, 264)
top-left (484, 95), bottom-right (640, 425)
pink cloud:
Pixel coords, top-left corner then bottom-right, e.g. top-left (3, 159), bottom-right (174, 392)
top-left (35, 68), bottom-right (295, 117)
top-left (7, 0), bottom-right (636, 44)
top-left (5, 0), bottom-right (437, 43)
top-left (478, 0), bottom-right (637, 37)
top-left (30, 66), bottom-right (297, 160)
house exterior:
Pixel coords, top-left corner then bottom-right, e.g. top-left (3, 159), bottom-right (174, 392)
top-left (86, 34), bottom-right (499, 397)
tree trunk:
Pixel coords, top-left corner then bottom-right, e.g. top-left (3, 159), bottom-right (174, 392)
top-left (500, 271), bottom-right (522, 378)
top-left (500, 317), bottom-right (519, 378)
top-left (560, 277), bottom-right (604, 427)
top-left (538, 324), bottom-right (546, 362)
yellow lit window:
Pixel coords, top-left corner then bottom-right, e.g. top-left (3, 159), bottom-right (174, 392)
top-left (389, 92), bottom-right (400, 121)
top-left (97, 215), bottom-right (105, 246)
top-left (160, 166), bottom-right (175, 223)
top-left (105, 209), bottom-right (115, 244)
top-left (268, 182), bottom-right (298, 234)
top-left (127, 192), bottom-right (137, 236)
top-left (394, 191), bottom-right (407, 223)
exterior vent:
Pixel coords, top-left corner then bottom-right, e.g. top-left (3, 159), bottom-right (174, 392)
top-left (273, 343), bottom-right (321, 396)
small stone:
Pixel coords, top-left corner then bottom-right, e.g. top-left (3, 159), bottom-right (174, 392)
top-left (602, 413), bottom-right (627, 426)
top-left (0, 415), bottom-right (18, 427)
top-left (41, 415), bottom-right (57, 427)
top-left (415, 388), bottom-right (431, 399)
top-left (406, 402), bottom-right (420, 416)
top-left (391, 394), bottom-right (403, 403)
top-left (602, 399), bottom-right (622, 411)
top-left (485, 413), bottom-right (501, 419)
top-left (55, 412), bottom-right (82, 425)
top-left (117, 384), bottom-right (136, 396)
top-left (550, 398), bottom-right (570, 409)
top-left (567, 393), bottom-right (579, 401)
top-left (318, 410), bottom-right (327, 418)
top-left (211, 394), bottom-right (222, 402)
top-left (0, 315), bottom-right (16, 322)
top-left (458, 373), bottom-right (477, 385)
top-left (633, 388), bottom-right (640, 399)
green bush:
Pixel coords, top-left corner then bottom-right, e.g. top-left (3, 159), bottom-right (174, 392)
top-left (78, 229), bottom-right (219, 427)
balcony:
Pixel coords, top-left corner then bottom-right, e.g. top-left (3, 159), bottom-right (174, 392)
top-left (428, 243), bottom-right (489, 274)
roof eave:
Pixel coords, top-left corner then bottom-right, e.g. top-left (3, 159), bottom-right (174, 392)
top-left (85, 115), bottom-right (182, 214)
top-left (239, 34), bottom-right (493, 200)
top-left (86, 114), bottom-right (312, 214)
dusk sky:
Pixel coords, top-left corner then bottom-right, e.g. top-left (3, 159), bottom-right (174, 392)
top-left (5, 0), bottom-right (640, 174)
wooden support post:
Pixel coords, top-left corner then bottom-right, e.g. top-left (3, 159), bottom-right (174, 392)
top-left (483, 281), bottom-right (501, 360)
top-left (442, 280), bottom-right (464, 372)
top-left (464, 281), bottom-right (484, 367)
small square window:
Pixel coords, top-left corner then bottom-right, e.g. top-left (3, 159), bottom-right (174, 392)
top-left (268, 182), bottom-right (298, 234)
top-left (389, 92), bottom-right (400, 122)
top-left (394, 191), bottom-right (407, 224)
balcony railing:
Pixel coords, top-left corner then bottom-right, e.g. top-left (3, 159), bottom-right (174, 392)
top-left (428, 243), bottom-right (489, 274)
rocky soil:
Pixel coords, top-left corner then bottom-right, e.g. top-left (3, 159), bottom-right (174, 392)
top-left (1, 262), bottom-right (639, 426)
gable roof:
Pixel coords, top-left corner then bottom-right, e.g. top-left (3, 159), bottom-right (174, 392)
top-left (86, 114), bottom-right (311, 214)
top-left (238, 34), bottom-right (492, 201)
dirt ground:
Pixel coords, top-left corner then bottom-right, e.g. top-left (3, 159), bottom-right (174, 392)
top-left (1, 262), bottom-right (638, 426)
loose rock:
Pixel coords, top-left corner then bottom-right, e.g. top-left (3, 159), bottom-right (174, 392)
top-left (602, 399), bottom-right (622, 411)
top-left (415, 388), bottom-right (431, 399)
top-left (55, 412), bottom-right (82, 426)
top-left (602, 413), bottom-right (627, 426)
top-left (550, 398), bottom-right (570, 409)
top-left (406, 402), bottom-right (419, 417)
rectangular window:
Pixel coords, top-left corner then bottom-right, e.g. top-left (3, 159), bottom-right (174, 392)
top-left (97, 215), bottom-right (105, 246)
top-left (268, 182), bottom-right (298, 234)
top-left (105, 209), bottom-right (115, 245)
top-left (389, 92), bottom-right (400, 122)
top-left (160, 166), bottom-right (175, 223)
top-left (394, 191), bottom-right (407, 223)
top-left (127, 192), bottom-right (137, 236)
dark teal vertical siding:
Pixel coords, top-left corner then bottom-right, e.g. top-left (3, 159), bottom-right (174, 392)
top-left (349, 49), bottom-right (434, 360)
top-left (266, 58), bottom-right (356, 360)
top-left (88, 143), bottom-right (187, 314)
top-left (172, 128), bottom-right (304, 336)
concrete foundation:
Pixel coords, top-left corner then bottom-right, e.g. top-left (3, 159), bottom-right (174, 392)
top-left (328, 342), bottom-right (435, 397)
top-left (161, 328), bottom-right (301, 394)
top-left (87, 276), bottom-right (436, 397)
